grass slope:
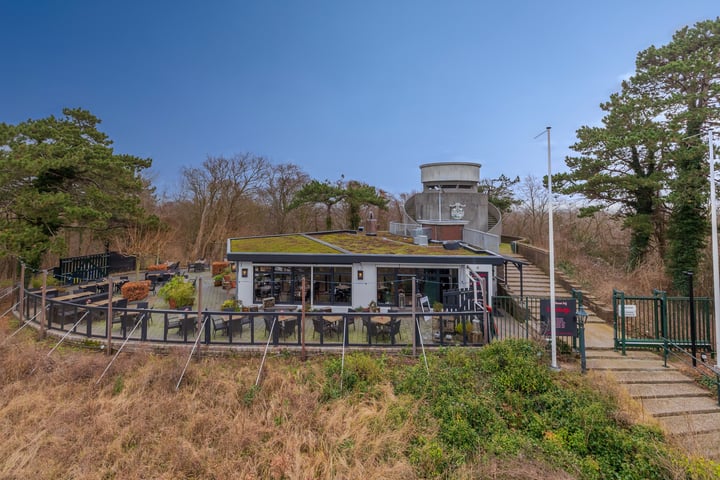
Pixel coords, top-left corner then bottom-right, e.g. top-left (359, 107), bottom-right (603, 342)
top-left (1, 313), bottom-right (718, 479)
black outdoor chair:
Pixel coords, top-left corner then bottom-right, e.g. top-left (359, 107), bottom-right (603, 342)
top-left (280, 318), bottom-right (297, 339)
top-left (363, 316), bottom-right (383, 343)
top-left (226, 318), bottom-right (244, 339)
top-left (313, 317), bottom-right (337, 340)
top-left (388, 317), bottom-right (402, 344)
top-left (109, 298), bottom-right (129, 334)
top-left (212, 316), bottom-right (228, 337)
top-left (178, 316), bottom-right (197, 337)
top-left (264, 315), bottom-right (275, 336)
top-left (388, 309), bottom-right (402, 340)
top-left (115, 276), bottom-right (129, 293)
top-left (122, 301), bottom-right (149, 328)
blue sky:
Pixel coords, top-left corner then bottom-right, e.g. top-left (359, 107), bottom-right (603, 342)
top-left (1, 1), bottom-right (718, 197)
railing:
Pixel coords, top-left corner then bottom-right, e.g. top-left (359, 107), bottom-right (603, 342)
top-left (17, 290), bottom-right (561, 349)
top-left (660, 336), bottom-right (720, 406)
top-left (462, 228), bottom-right (500, 253)
top-left (389, 222), bottom-right (428, 238)
top-left (613, 289), bottom-right (714, 355)
top-left (487, 202), bottom-right (503, 237)
top-left (491, 295), bottom-right (579, 347)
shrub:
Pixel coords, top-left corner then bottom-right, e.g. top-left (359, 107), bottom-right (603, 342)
top-left (211, 261), bottom-right (230, 276)
top-left (147, 264), bottom-right (168, 271)
top-left (157, 276), bottom-right (196, 309)
top-left (121, 281), bottom-right (150, 302)
top-left (221, 299), bottom-right (241, 311)
top-left (29, 275), bottom-right (61, 289)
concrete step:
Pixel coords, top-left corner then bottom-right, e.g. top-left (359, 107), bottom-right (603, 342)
top-left (660, 412), bottom-right (720, 435)
top-left (666, 429), bottom-right (720, 460)
top-left (608, 370), bottom-right (697, 384)
top-left (587, 358), bottom-right (670, 371)
top-left (625, 382), bottom-right (711, 399)
top-left (639, 396), bottom-right (720, 417)
top-left (585, 349), bottom-right (660, 360)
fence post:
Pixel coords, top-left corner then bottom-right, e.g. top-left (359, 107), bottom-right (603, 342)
top-left (18, 263), bottom-right (25, 324)
top-left (524, 297), bottom-right (529, 340)
top-left (106, 278), bottom-right (113, 355)
top-left (140, 309), bottom-right (148, 341)
top-left (204, 311), bottom-right (211, 345)
top-left (686, 272), bottom-right (697, 367)
top-left (619, 290), bottom-right (626, 356)
top-left (40, 270), bottom-right (47, 339)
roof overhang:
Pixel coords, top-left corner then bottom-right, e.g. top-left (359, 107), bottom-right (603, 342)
top-left (226, 251), bottom-right (506, 266)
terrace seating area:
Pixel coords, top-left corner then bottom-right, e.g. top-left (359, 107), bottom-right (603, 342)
top-left (21, 266), bottom-right (485, 349)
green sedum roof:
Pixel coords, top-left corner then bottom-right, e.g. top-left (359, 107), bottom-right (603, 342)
top-left (311, 232), bottom-right (479, 255)
top-left (229, 231), bottom-right (483, 256)
top-left (229, 235), bottom-right (341, 254)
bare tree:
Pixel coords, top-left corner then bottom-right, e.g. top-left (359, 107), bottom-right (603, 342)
top-left (181, 154), bottom-right (270, 261)
top-left (108, 177), bottom-right (173, 278)
top-left (259, 163), bottom-right (311, 234)
top-left (505, 175), bottom-right (549, 245)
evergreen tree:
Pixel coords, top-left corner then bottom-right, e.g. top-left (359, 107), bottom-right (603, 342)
top-left (0, 108), bottom-right (151, 269)
top-left (630, 18), bottom-right (720, 292)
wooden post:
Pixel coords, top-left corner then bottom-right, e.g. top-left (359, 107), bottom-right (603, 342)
top-left (39, 270), bottom-right (47, 339)
top-left (106, 278), bottom-right (113, 355)
top-left (301, 277), bottom-right (306, 361)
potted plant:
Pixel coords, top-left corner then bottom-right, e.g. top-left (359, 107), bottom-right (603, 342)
top-left (221, 298), bottom-right (241, 311)
top-left (157, 276), bottom-right (196, 309)
top-left (213, 273), bottom-right (224, 287)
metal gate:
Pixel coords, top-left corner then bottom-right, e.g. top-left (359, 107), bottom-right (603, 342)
top-left (613, 289), bottom-right (714, 354)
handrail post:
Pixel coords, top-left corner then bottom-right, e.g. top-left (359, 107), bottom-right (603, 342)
top-left (620, 291), bottom-right (626, 356)
top-left (140, 309), bottom-right (148, 341)
top-left (686, 272), bottom-right (697, 367)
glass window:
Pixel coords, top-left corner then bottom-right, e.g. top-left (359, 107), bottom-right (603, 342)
top-left (332, 267), bottom-right (352, 305)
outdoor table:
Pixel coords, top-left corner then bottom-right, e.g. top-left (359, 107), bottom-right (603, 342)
top-left (323, 315), bottom-right (343, 324)
top-left (91, 297), bottom-right (122, 307)
top-left (54, 291), bottom-right (94, 302)
top-left (276, 314), bottom-right (297, 338)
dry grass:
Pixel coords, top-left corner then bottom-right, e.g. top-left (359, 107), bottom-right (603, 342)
top-left (2, 297), bottom-right (714, 479)
top-left (1, 309), bottom-right (523, 480)
top-left (506, 209), bottom-right (674, 304)
top-left (0, 307), bottom-right (607, 480)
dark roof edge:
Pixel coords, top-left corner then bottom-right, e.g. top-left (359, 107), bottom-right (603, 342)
top-left (227, 252), bottom-right (505, 265)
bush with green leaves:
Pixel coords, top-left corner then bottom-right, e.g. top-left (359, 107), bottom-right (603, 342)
top-left (392, 340), bottom-right (687, 479)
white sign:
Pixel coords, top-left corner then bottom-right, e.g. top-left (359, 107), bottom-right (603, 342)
top-left (623, 305), bottom-right (637, 317)
top-left (449, 202), bottom-right (466, 220)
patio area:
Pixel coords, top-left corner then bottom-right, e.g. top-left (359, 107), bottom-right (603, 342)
top-left (20, 267), bottom-right (490, 349)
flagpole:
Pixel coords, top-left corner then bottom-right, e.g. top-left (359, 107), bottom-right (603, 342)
top-left (709, 130), bottom-right (720, 369)
top-left (547, 126), bottom-right (558, 370)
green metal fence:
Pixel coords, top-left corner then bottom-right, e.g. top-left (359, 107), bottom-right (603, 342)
top-left (613, 289), bottom-right (714, 354)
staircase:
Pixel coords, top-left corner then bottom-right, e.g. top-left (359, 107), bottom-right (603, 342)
top-left (502, 252), bottom-right (720, 461)
top-left (587, 349), bottom-right (720, 460)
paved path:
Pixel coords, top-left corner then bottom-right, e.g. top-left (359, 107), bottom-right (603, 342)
top-left (503, 252), bottom-right (720, 461)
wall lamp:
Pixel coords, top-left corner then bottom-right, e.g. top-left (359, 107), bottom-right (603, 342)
top-left (241, 268), bottom-right (248, 278)
top-left (357, 270), bottom-right (364, 280)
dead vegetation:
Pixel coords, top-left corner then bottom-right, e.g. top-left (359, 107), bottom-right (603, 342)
top-left (3, 305), bottom-right (719, 479)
